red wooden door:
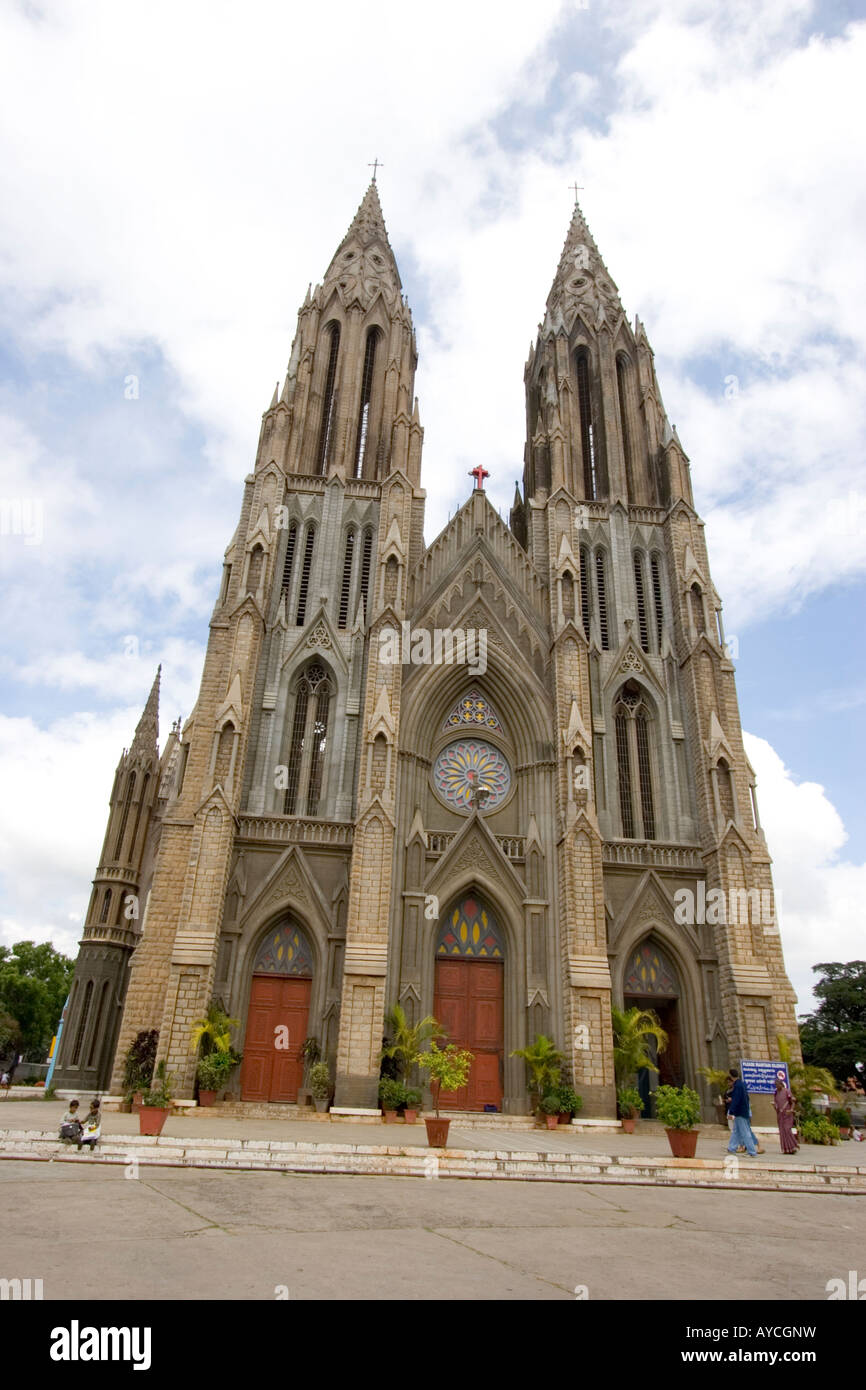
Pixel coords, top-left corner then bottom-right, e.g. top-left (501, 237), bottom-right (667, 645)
top-left (434, 958), bottom-right (503, 1111)
top-left (241, 975), bottom-right (311, 1102)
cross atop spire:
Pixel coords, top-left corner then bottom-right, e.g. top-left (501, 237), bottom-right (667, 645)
top-left (469, 463), bottom-right (490, 491)
top-left (368, 157), bottom-right (384, 182)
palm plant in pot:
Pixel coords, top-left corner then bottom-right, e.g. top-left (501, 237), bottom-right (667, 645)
top-left (418, 1042), bottom-right (474, 1146)
top-left (510, 1034), bottom-right (563, 1120)
top-left (380, 1004), bottom-right (442, 1106)
top-left (309, 1061), bottom-right (332, 1113)
top-left (655, 1083), bottom-right (702, 1157)
top-left (617, 1085), bottom-right (643, 1133)
top-left (696, 1066), bottom-right (731, 1127)
top-left (190, 1001), bottom-right (241, 1105)
top-left (139, 1061), bottom-right (175, 1136)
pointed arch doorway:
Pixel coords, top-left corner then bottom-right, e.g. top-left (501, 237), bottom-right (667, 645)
top-left (623, 938), bottom-right (684, 1116)
top-left (433, 893), bottom-right (504, 1111)
top-left (240, 921), bottom-right (313, 1103)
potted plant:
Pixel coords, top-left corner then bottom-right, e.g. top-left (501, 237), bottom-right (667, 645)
top-left (617, 1085), bottom-right (643, 1134)
top-left (655, 1083), bottom-right (702, 1157)
top-left (380, 1004), bottom-right (443, 1109)
top-left (418, 1042), bottom-right (474, 1147)
top-left (540, 1093), bottom-right (561, 1130)
top-left (378, 1077), bottom-right (404, 1122)
top-left (309, 1060), bottom-right (332, 1113)
top-left (123, 1029), bottom-right (158, 1113)
top-left (403, 1087), bottom-right (422, 1124)
top-left (139, 1061), bottom-right (175, 1136)
top-left (195, 1051), bottom-right (238, 1106)
top-left (510, 1034), bottom-right (563, 1118)
top-left (301, 1036), bottom-right (321, 1097)
top-left (830, 1106), bottom-right (852, 1138)
top-left (554, 1084), bottom-right (583, 1126)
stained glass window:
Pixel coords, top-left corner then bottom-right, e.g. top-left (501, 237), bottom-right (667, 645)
top-left (253, 921), bottom-right (314, 977)
top-left (432, 739), bottom-right (511, 812)
top-left (442, 691), bottom-right (503, 733)
top-left (436, 895), bottom-right (504, 958)
top-left (623, 940), bottom-right (678, 996)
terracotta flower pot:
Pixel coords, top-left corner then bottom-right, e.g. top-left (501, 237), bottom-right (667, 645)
top-left (558, 1112), bottom-right (572, 1126)
top-left (139, 1106), bottom-right (170, 1136)
top-left (621, 1115), bottom-right (636, 1134)
top-left (313, 1097), bottom-right (329, 1113)
top-left (198, 1090), bottom-right (217, 1108)
top-left (665, 1127), bottom-right (698, 1158)
top-left (545, 1113), bottom-right (560, 1130)
top-left (383, 1109), bottom-right (399, 1123)
top-left (131, 1092), bottom-right (143, 1114)
top-left (403, 1108), bottom-right (419, 1124)
top-left (425, 1116), bottom-right (451, 1147)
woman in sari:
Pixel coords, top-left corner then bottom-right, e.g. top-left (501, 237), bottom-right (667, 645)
top-left (773, 1076), bottom-right (798, 1154)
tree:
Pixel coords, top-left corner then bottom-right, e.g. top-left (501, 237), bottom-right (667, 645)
top-left (798, 961), bottom-right (866, 1085)
top-left (0, 941), bottom-right (74, 1061)
top-left (418, 1041), bottom-right (474, 1117)
top-left (510, 1034), bottom-right (564, 1100)
top-left (611, 1005), bottom-right (668, 1085)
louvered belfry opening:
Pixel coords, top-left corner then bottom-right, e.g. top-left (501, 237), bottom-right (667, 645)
top-left (595, 550), bottom-right (609, 649)
top-left (296, 525), bottom-right (316, 626)
top-left (338, 530), bottom-right (355, 628)
top-left (283, 664), bottom-right (332, 817)
top-left (614, 681), bottom-right (656, 841)
top-left (317, 323), bottom-right (340, 474)
top-left (633, 551), bottom-right (649, 652)
top-left (354, 329), bottom-right (379, 478)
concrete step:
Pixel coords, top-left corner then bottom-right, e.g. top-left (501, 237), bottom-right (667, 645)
top-left (2, 1129), bottom-right (863, 1195)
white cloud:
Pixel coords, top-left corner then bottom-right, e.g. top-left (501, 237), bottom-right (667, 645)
top-left (745, 732), bottom-right (866, 1012)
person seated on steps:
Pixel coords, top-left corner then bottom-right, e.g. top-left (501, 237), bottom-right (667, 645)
top-left (59, 1099), bottom-right (82, 1144)
top-left (77, 1099), bottom-right (101, 1152)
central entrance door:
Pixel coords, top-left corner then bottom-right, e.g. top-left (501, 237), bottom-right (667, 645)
top-left (240, 921), bottom-right (313, 1103)
top-left (433, 894), bottom-right (504, 1112)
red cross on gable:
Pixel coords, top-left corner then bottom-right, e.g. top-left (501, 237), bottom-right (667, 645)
top-left (469, 464), bottom-right (490, 491)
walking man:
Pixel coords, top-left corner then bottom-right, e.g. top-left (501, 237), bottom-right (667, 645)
top-left (726, 1067), bottom-right (765, 1156)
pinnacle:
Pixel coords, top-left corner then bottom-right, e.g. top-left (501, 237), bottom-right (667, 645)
top-left (323, 179), bottom-right (403, 293)
top-left (130, 665), bottom-right (161, 761)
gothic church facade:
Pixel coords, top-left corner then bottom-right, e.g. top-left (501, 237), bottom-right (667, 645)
top-left (54, 183), bottom-right (799, 1116)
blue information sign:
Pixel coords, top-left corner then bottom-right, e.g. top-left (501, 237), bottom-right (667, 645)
top-left (740, 1059), bottom-right (789, 1094)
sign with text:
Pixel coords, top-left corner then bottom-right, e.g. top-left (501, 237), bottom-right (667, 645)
top-left (740, 1059), bottom-right (789, 1094)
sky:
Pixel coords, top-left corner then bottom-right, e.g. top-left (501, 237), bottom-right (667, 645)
top-left (0, 0), bottom-right (864, 1015)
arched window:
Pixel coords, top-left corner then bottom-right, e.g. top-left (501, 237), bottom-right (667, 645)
top-left (296, 524), bottom-right (316, 626)
top-left (317, 322), bottom-right (340, 474)
top-left (219, 563), bottom-right (232, 605)
top-left (128, 771), bottom-right (150, 864)
top-left (650, 553), bottom-right (665, 652)
top-left (575, 349), bottom-right (597, 499)
top-left (616, 353), bottom-right (635, 501)
top-left (633, 551), bottom-right (649, 652)
top-left (579, 545), bottom-right (591, 638)
top-left (70, 979), bottom-right (94, 1067)
top-left (717, 758), bottom-right (735, 823)
top-left (283, 664), bottom-right (333, 817)
top-left (281, 520), bottom-right (297, 594)
top-left (246, 544), bottom-right (264, 595)
top-left (690, 582), bottom-right (706, 635)
top-left (614, 681), bottom-right (657, 840)
top-left (562, 569), bottom-right (575, 621)
top-left (354, 329), bottom-right (379, 478)
top-left (114, 772), bottom-right (135, 860)
top-left (338, 529), bottom-right (356, 629)
top-left (99, 888), bottom-right (112, 924)
top-left (595, 549), bottom-right (610, 649)
top-left (86, 981), bottom-right (110, 1069)
top-left (214, 723), bottom-right (234, 785)
top-left (359, 526), bottom-right (374, 619)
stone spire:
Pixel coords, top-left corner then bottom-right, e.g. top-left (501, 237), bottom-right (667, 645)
top-left (129, 665), bottom-right (161, 761)
top-left (543, 199), bottom-right (624, 337)
top-left (321, 180), bottom-right (402, 311)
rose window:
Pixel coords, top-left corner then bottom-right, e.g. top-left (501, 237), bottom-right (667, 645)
top-left (432, 739), bottom-right (512, 812)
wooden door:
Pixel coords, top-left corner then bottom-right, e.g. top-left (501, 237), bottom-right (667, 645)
top-left (434, 958), bottom-right (503, 1111)
top-left (240, 975), bottom-right (311, 1102)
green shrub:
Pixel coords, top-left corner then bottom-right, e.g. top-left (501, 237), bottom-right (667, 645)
top-left (309, 1061), bottom-right (331, 1101)
top-left (799, 1116), bottom-right (839, 1145)
top-left (654, 1084), bottom-right (701, 1131)
top-left (403, 1088), bottom-right (422, 1110)
top-left (554, 1084), bottom-right (583, 1116)
top-left (123, 1029), bottom-right (158, 1093)
top-left (617, 1085), bottom-right (643, 1119)
top-left (829, 1107), bottom-right (852, 1128)
top-left (541, 1092), bottom-right (562, 1115)
top-left (196, 1053), bottom-right (227, 1091)
top-left (378, 1077), bottom-right (405, 1112)
top-left (142, 1060), bottom-right (175, 1108)
top-left (418, 1041), bottom-right (474, 1117)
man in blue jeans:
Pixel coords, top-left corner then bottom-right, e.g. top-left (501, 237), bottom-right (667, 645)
top-left (727, 1067), bottom-right (765, 1155)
